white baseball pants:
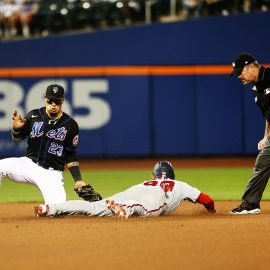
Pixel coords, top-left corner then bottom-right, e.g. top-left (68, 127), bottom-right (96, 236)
top-left (0, 156), bottom-right (66, 204)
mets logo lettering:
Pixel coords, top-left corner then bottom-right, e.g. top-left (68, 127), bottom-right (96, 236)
top-left (46, 127), bottom-right (67, 141)
top-left (30, 122), bottom-right (44, 138)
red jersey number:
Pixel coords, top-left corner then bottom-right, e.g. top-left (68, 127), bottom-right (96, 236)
top-left (144, 180), bottom-right (175, 192)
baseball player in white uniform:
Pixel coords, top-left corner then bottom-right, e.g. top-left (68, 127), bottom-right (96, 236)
top-left (35, 161), bottom-right (216, 219)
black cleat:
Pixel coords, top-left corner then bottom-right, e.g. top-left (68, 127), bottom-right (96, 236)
top-left (230, 200), bottom-right (260, 215)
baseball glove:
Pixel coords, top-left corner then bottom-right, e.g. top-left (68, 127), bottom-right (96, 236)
top-left (74, 184), bottom-right (102, 202)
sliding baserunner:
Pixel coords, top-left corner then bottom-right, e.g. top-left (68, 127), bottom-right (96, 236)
top-left (35, 161), bottom-right (215, 219)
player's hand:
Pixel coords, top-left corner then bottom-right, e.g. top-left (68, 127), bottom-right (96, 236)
top-left (258, 137), bottom-right (267, 151)
top-left (12, 110), bottom-right (26, 129)
top-left (74, 183), bottom-right (102, 202)
top-left (74, 180), bottom-right (87, 189)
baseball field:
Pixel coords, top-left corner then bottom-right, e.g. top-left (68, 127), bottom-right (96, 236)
top-left (1, 157), bottom-right (270, 270)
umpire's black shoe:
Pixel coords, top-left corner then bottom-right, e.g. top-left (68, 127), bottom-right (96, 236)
top-left (230, 200), bottom-right (260, 215)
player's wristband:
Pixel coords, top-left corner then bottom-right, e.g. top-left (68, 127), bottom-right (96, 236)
top-left (68, 165), bottom-right (82, 182)
top-left (196, 193), bottom-right (215, 212)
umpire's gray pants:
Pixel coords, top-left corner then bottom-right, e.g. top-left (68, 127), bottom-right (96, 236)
top-left (242, 136), bottom-right (270, 204)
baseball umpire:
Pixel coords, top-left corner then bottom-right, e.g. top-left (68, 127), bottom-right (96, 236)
top-left (230, 52), bottom-right (270, 214)
top-left (0, 84), bottom-right (102, 204)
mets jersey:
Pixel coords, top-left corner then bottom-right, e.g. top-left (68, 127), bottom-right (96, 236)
top-left (14, 107), bottom-right (79, 171)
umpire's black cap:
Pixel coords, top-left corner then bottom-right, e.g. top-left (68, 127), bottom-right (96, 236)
top-left (45, 84), bottom-right (65, 100)
top-left (152, 161), bottom-right (175, 179)
top-left (230, 53), bottom-right (257, 76)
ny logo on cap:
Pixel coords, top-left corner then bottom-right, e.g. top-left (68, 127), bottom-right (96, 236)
top-left (53, 86), bottom-right (58, 93)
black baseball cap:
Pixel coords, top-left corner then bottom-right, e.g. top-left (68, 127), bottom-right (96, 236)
top-left (45, 84), bottom-right (65, 100)
top-left (230, 53), bottom-right (257, 76)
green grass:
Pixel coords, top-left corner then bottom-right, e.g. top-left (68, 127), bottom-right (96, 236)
top-left (1, 168), bottom-right (270, 202)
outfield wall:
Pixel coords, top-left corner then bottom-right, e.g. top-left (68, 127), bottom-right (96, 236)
top-left (0, 11), bottom-right (270, 157)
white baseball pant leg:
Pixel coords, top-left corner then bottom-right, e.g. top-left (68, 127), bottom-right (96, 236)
top-left (0, 156), bottom-right (66, 204)
top-left (47, 185), bottom-right (167, 218)
top-left (110, 185), bottom-right (167, 217)
top-left (47, 200), bottom-right (112, 217)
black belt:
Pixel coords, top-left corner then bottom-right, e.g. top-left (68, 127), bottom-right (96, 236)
top-left (36, 162), bottom-right (55, 171)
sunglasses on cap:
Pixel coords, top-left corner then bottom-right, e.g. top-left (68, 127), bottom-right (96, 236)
top-left (46, 99), bottom-right (63, 105)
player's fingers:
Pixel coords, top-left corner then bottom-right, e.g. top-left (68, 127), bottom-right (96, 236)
top-left (12, 110), bottom-right (18, 120)
top-left (258, 141), bottom-right (264, 151)
top-left (74, 180), bottom-right (86, 189)
top-left (18, 115), bottom-right (26, 123)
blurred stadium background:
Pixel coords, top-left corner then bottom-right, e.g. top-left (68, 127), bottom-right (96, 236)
top-left (1, 1), bottom-right (270, 39)
top-left (0, 0), bottom-right (270, 160)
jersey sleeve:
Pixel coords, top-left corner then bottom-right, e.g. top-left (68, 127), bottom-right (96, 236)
top-left (65, 120), bottom-right (79, 163)
top-left (176, 181), bottom-right (201, 203)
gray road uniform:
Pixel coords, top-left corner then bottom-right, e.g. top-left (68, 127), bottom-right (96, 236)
top-left (45, 178), bottom-right (201, 218)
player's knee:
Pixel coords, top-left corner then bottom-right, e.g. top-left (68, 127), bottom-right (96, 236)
top-left (0, 157), bottom-right (15, 168)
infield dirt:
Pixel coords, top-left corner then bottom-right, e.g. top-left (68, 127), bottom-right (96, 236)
top-left (1, 201), bottom-right (270, 270)
top-left (1, 157), bottom-right (269, 270)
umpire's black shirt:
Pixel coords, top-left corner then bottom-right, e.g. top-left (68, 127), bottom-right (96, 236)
top-left (253, 66), bottom-right (270, 122)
